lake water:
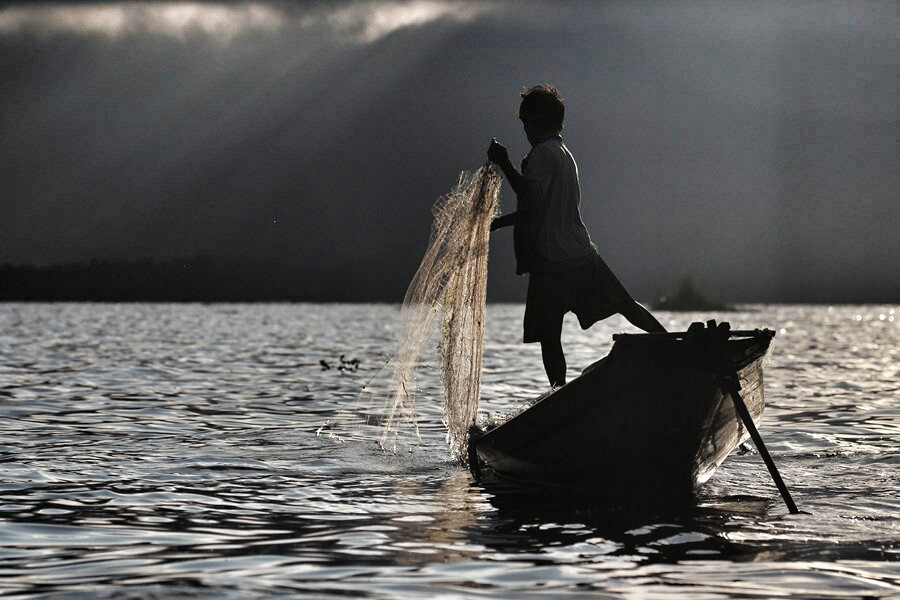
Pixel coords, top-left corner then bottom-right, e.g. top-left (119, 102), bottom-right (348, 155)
top-left (0, 303), bottom-right (897, 597)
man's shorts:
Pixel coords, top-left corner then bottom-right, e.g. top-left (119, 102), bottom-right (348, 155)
top-left (523, 252), bottom-right (631, 343)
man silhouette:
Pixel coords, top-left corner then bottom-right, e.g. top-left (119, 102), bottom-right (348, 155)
top-left (488, 84), bottom-right (666, 387)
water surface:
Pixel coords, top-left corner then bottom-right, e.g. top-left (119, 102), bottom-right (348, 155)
top-left (0, 303), bottom-right (897, 597)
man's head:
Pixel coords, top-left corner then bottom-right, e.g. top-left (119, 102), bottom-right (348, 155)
top-left (518, 84), bottom-right (565, 144)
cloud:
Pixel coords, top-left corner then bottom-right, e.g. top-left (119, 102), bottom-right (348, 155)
top-left (0, 1), bottom-right (491, 43)
top-left (318, 1), bottom-right (490, 44)
top-left (0, 2), bottom-right (284, 40)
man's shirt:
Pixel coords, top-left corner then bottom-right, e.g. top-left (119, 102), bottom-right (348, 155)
top-left (514, 136), bottom-right (595, 274)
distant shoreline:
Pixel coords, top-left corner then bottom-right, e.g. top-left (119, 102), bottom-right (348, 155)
top-left (1, 260), bottom-right (896, 304)
top-left (0, 258), bottom-right (397, 303)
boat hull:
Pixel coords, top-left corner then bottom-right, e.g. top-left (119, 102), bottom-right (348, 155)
top-left (471, 327), bottom-right (774, 502)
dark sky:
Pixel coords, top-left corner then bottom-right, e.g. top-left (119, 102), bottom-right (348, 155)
top-left (1, 1), bottom-right (897, 302)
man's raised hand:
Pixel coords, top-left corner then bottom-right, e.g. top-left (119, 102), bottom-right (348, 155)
top-left (487, 138), bottom-right (509, 166)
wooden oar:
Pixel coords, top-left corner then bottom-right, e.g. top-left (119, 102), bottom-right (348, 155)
top-left (711, 323), bottom-right (800, 514)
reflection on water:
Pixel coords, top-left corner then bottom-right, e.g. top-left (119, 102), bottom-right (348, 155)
top-left (0, 303), bottom-right (897, 597)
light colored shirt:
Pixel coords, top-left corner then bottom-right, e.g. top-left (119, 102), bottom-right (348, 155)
top-left (518, 136), bottom-right (595, 270)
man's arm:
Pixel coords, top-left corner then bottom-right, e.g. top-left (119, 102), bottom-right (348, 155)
top-left (490, 212), bottom-right (516, 231)
top-left (487, 139), bottom-right (529, 199)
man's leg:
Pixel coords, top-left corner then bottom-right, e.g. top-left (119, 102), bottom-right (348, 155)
top-left (588, 253), bottom-right (667, 334)
top-left (526, 271), bottom-right (568, 387)
top-left (540, 337), bottom-right (566, 387)
top-left (619, 299), bottom-right (667, 333)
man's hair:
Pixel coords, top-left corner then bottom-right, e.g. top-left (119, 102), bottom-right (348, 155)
top-left (518, 84), bottom-right (565, 132)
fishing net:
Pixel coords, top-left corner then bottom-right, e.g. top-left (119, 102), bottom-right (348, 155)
top-left (380, 164), bottom-right (501, 461)
top-left (319, 164), bottom-right (501, 461)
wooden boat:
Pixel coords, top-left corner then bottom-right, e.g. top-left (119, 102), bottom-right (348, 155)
top-left (468, 321), bottom-right (776, 503)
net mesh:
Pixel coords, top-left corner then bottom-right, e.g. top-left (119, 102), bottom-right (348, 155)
top-left (317, 164), bottom-right (501, 459)
top-left (384, 165), bottom-right (501, 460)
top-left (379, 164), bottom-right (501, 460)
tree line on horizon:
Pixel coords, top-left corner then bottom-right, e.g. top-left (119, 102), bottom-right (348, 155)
top-left (0, 257), bottom-right (397, 302)
top-left (1, 258), bottom-right (894, 305)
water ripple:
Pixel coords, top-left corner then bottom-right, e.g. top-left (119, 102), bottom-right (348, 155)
top-left (0, 303), bottom-right (897, 597)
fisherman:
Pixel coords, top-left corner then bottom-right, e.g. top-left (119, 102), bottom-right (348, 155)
top-left (487, 84), bottom-right (666, 387)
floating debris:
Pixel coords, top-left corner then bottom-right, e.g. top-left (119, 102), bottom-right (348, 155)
top-left (319, 355), bottom-right (361, 372)
top-left (339, 355), bottom-right (360, 372)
